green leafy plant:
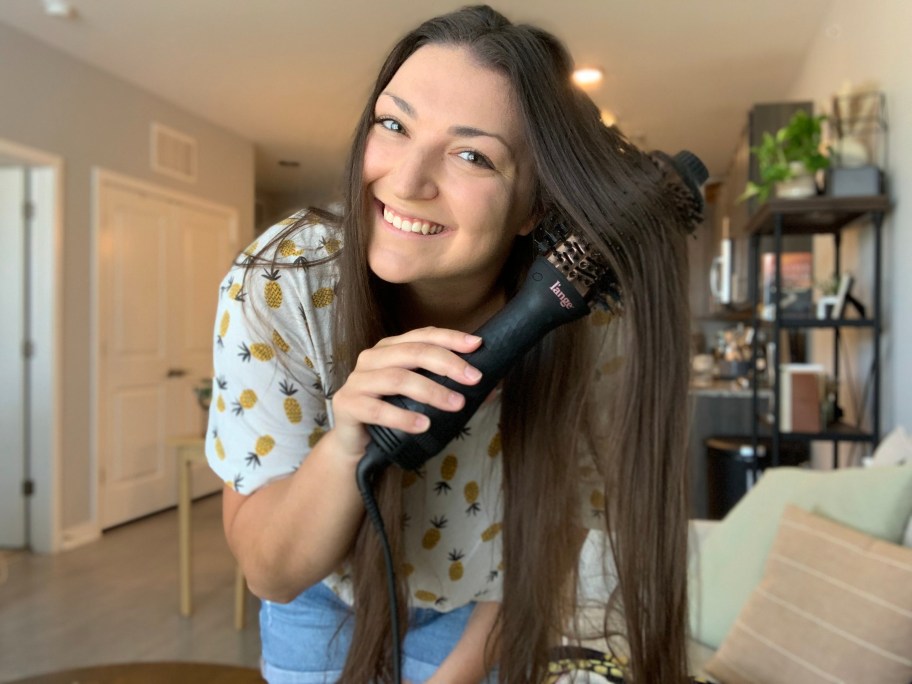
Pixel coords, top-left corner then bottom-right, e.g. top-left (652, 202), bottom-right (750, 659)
top-left (739, 110), bottom-right (831, 203)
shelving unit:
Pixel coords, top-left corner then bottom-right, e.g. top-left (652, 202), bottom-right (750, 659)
top-left (747, 195), bottom-right (890, 467)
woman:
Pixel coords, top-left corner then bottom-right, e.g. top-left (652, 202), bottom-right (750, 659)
top-left (207, 5), bottom-right (697, 683)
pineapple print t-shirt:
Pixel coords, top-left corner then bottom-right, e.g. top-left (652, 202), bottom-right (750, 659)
top-left (206, 212), bottom-right (510, 612)
top-left (206, 212), bottom-right (617, 612)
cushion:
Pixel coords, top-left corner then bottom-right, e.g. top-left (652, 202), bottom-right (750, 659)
top-left (689, 463), bottom-right (912, 648)
top-left (704, 506), bottom-right (912, 684)
top-left (869, 425), bottom-right (912, 467)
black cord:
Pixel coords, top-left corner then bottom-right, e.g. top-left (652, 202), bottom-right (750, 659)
top-left (355, 446), bottom-right (402, 684)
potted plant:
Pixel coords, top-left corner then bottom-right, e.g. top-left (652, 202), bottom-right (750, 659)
top-left (739, 110), bottom-right (831, 203)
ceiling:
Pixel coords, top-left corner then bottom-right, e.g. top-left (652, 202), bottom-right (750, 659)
top-left (0, 0), bottom-right (835, 203)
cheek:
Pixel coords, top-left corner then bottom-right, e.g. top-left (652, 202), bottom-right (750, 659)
top-left (362, 134), bottom-right (390, 186)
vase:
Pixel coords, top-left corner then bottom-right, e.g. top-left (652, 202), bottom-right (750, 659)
top-left (775, 161), bottom-right (817, 199)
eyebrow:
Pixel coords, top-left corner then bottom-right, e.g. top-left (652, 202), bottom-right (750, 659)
top-left (380, 91), bottom-right (515, 157)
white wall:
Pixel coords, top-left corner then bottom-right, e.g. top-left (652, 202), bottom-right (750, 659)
top-left (0, 22), bottom-right (255, 542)
top-left (787, 0), bottom-right (911, 445)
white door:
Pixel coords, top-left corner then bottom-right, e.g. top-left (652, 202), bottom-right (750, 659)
top-left (0, 167), bottom-right (26, 547)
top-left (98, 179), bottom-right (235, 528)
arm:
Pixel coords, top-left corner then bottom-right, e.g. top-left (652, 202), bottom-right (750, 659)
top-left (221, 327), bottom-right (485, 602)
top-left (426, 601), bottom-right (500, 684)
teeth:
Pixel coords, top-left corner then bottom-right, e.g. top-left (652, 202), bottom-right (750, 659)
top-left (382, 205), bottom-right (444, 236)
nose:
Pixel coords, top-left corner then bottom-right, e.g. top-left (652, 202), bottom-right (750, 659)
top-left (390, 145), bottom-right (438, 201)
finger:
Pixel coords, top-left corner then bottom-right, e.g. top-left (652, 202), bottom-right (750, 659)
top-left (349, 367), bottom-right (467, 413)
top-left (375, 327), bottom-right (483, 354)
top-left (340, 394), bottom-right (433, 434)
top-left (356, 341), bottom-right (483, 385)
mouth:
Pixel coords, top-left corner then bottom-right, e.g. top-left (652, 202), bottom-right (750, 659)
top-left (377, 200), bottom-right (448, 236)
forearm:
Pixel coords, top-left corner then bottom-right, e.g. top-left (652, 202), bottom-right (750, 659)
top-left (428, 601), bottom-right (500, 684)
top-left (224, 430), bottom-right (365, 602)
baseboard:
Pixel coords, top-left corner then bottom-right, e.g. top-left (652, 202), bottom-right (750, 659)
top-left (59, 522), bottom-right (101, 551)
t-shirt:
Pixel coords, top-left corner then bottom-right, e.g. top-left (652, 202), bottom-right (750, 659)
top-left (206, 211), bottom-right (619, 611)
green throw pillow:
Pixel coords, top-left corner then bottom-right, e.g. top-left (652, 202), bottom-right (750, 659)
top-left (689, 463), bottom-right (912, 648)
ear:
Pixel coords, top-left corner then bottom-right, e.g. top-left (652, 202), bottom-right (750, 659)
top-left (516, 212), bottom-right (541, 238)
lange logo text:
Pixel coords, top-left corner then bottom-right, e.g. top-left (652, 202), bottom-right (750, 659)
top-left (550, 281), bottom-right (574, 309)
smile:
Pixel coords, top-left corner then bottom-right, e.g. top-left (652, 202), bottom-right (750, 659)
top-left (382, 204), bottom-right (446, 236)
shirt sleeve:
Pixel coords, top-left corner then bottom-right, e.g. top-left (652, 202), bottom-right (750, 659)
top-left (205, 220), bottom-right (335, 495)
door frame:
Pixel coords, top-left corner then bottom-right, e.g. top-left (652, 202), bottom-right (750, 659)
top-left (0, 139), bottom-right (64, 553)
top-left (91, 168), bottom-right (239, 533)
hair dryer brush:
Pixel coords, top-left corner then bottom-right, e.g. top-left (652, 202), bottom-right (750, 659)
top-left (355, 149), bottom-right (708, 682)
top-left (358, 150), bottom-right (707, 483)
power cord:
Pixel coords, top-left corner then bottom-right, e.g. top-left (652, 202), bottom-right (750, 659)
top-left (356, 444), bottom-right (402, 683)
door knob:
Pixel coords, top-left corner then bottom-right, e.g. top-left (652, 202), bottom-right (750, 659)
top-left (167, 368), bottom-right (188, 378)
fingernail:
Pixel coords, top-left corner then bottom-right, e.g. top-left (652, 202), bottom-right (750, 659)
top-left (464, 366), bottom-right (482, 382)
top-left (465, 334), bottom-right (482, 345)
top-left (448, 391), bottom-right (463, 407)
top-left (414, 415), bottom-right (430, 431)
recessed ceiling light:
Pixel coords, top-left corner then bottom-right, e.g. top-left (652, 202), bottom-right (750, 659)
top-left (43, 0), bottom-right (78, 19)
top-left (572, 67), bottom-right (603, 88)
top-left (277, 160), bottom-right (301, 168)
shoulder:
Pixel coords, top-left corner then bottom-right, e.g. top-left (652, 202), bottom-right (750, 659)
top-left (242, 209), bottom-right (343, 268)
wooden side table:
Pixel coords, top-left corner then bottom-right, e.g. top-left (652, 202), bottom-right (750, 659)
top-left (169, 435), bottom-right (247, 630)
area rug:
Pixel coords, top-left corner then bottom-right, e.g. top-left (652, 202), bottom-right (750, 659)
top-left (6, 661), bottom-right (264, 683)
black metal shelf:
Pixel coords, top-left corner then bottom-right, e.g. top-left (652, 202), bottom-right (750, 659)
top-left (756, 416), bottom-right (874, 442)
top-left (747, 195), bottom-right (890, 236)
top-left (759, 317), bottom-right (876, 329)
top-left (748, 195), bottom-right (888, 468)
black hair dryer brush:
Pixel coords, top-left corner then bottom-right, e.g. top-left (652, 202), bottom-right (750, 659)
top-left (355, 150), bottom-right (708, 683)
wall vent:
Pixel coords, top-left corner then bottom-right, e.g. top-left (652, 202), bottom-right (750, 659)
top-left (150, 123), bottom-right (197, 183)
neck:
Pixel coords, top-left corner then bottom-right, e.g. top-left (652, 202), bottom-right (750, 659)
top-left (394, 280), bottom-right (507, 334)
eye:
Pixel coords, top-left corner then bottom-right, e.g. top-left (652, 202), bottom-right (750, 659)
top-left (374, 116), bottom-right (405, 134)
top-left (457, 150), bottom-right (495, 170)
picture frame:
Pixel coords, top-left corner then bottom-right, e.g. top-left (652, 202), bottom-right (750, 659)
top-left (830, 273), bottom-right (854, 319)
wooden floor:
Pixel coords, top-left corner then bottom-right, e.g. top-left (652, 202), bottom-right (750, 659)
top-left (0, 495), bottom-right (261, 681)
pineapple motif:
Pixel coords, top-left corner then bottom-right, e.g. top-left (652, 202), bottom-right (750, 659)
top-left (219, 311), bottom-right (230, 338)
top-left (227, 282), bottom-right (243, 300)
top-left (481, 522), bottom-right (503, 542)
top-left (216, 394), bottom-right (226, 412)
top-left (263, 269), bottom-right (283, 309)
top-left (280, 381), bottom-right (302, 424)
top-left (229, 474), bottom-right (244, 492)
top-left (599, 356), bottom-right (624, 377)
top-left (309, 413), bottom-right (328, 447)
top-left (311, 287), bottom-right (335, 308)
top-left (434, 454), bottom-right (458, 494)
top-left (414, 589), bottom-right (438, 604)
top-left (246, 435), bottom-right (275, 468)
top-left (239, 342), bottom-right (275, 362)
top-left (214, 435), bottom-right (225, 460)
top-left (402, 468), bottom-right (421, 488)
top-left (422, 515), bottom-right (448, 550)
top-left (448, 550), bottom-right (465, 581)
top-left (232, 388), bottom-right (258, 415)
top-left (243, 240), bottom-right (260, 256)
top-left (589, 309), bottom-right (616, 327)
top-left (304, 356), bottom-right (314, 370)
top-left (272, 329), bottom-right (290, 353)
top-left (464, 481), bottom-right (480, 515)
top-left (400, 563), bottom-right (415, 578)
top-left (487, 432), bottom-right (502, 457)
top-left (320, 236), bottom-right (341, 254)
top-left (278, 239), bottom-right (301, 257)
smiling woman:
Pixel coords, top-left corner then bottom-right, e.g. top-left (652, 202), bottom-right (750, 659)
top-left (363, 44), bottom-right (536, 330)
top-left (206, 5), bottom-right (698, 684)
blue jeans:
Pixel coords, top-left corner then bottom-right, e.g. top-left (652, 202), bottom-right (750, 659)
top-left (260, 581), bottom-right (498, 683)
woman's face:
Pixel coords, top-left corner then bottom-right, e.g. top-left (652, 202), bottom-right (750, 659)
top-left (363, 44), bottom-right (537, 296)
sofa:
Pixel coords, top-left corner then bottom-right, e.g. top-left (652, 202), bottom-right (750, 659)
top-left (573, 426), bottom-right (912, 684)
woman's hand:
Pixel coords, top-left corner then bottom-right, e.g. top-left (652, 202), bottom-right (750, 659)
top-left (329, 327), bottom-right (484, 460)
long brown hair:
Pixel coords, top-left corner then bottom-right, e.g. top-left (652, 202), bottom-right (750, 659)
top-left (263, 6), bottom-right (694, 682)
